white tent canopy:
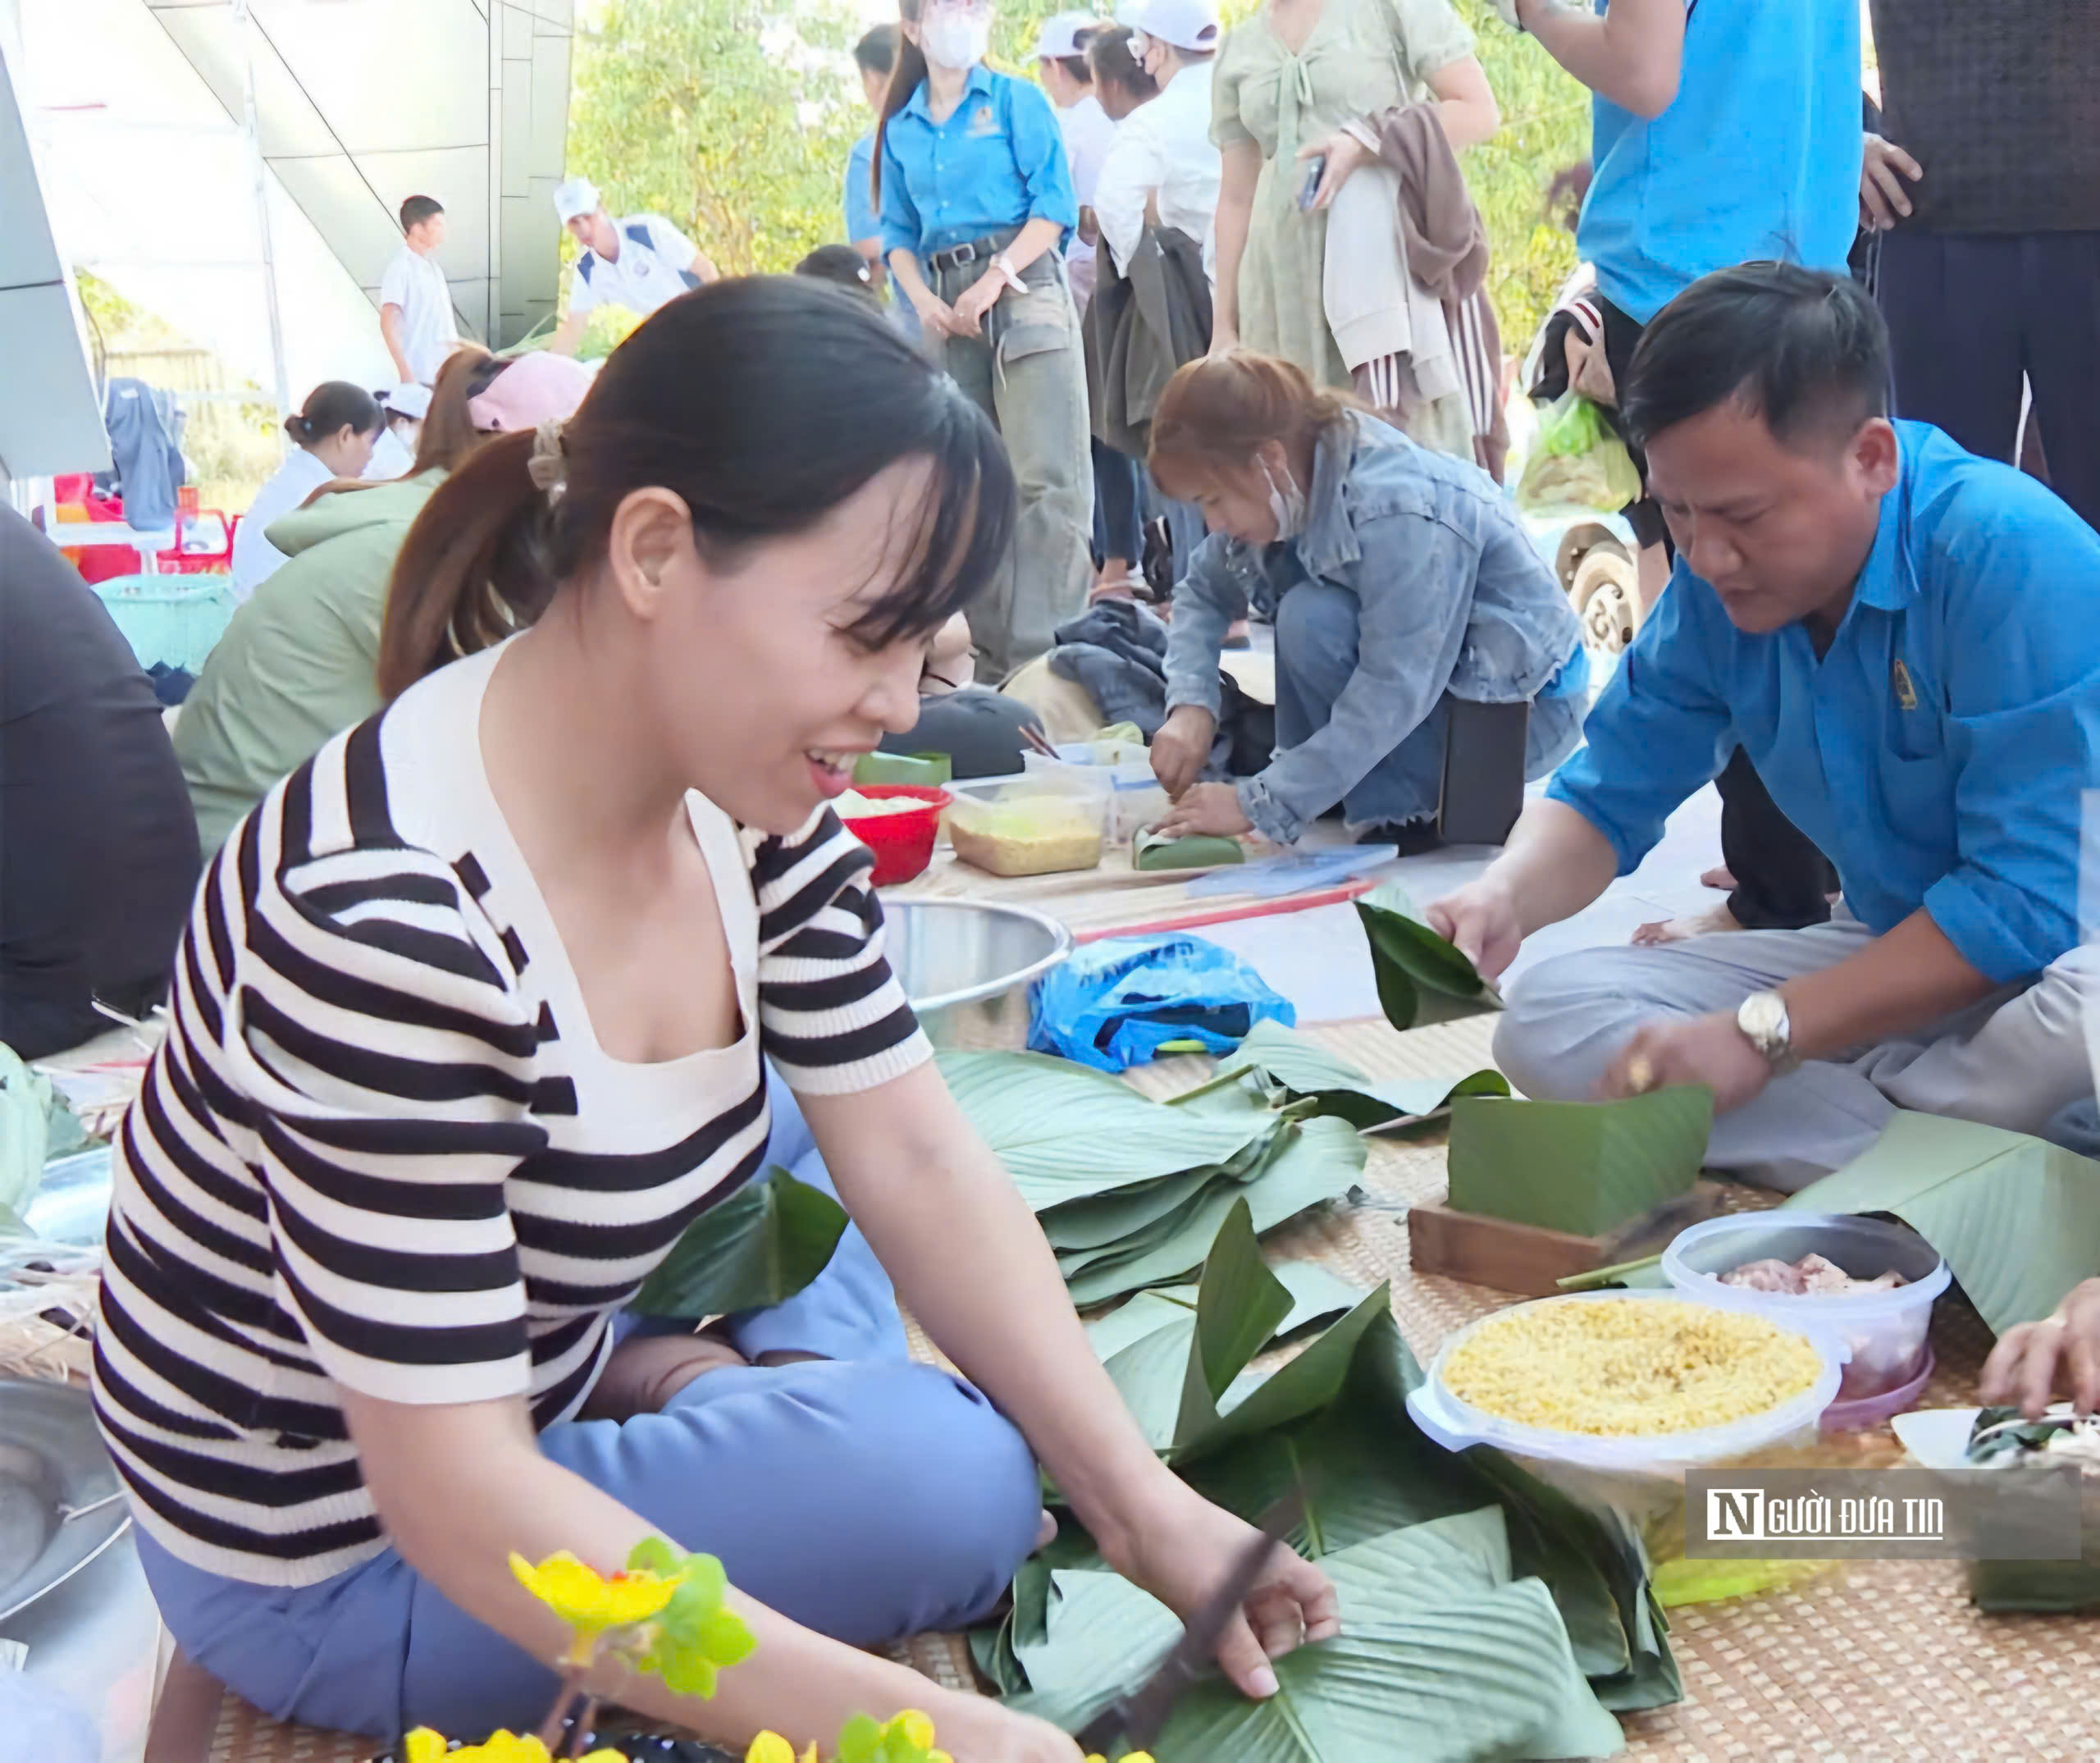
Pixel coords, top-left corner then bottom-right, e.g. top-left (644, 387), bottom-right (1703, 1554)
top-left (11, 0), bottom-right (571, 436)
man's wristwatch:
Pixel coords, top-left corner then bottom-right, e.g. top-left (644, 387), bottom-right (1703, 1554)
top-left (1736, 990), bottom-right (1801, 1076)
top-left (990, 252), bottom-right (1027, 295)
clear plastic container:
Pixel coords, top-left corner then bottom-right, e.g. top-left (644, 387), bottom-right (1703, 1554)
top-left (1408, 1292), bottom-right (1849, 1600)
top-left (1022, 751), bottom-right (1171, 843)
top-left (1660, 1213), bottom-right (1949, 1409)
top-left (946, 777), bottom-right (1107, 877)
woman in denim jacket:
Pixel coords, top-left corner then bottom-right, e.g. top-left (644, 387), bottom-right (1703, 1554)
top-left (1148, 351), bottom-right (1588, 851)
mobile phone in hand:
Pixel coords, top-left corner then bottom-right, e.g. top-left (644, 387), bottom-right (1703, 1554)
top-left (1299, 156), bottom-right (1326, 211)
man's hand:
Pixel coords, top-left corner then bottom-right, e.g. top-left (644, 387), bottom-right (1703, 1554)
top-left (1860, 133), bottom-right (1923, 231)
top-left (1295, 132), bottom-right (1372, 212)
top-left (1982, 1279), bottom-right (2100, 1418)
top-left (1601, 1011), bottom-right (1773, 1113)
top-left (1151, 705), bottom-right (1217, 797)
top-left (1427, 876), bottom-right (1525, 983)
top-left (1153, 781), bottom-right (1251, 839)
top-left (950, 268), bottom-right (1006, 336)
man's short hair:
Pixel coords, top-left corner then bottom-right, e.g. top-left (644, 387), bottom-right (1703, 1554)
top-left (1620, 263), bottom-right (1891, 454)
top-left (854, 23), bottom-right (900, 75)
top-left (399, 195), bottom-right (445, 235)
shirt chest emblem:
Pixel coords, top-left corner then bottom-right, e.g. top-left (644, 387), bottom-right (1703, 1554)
top-left (966, 103), bottom-right (1001, 137)
top-left (1892, 658), bottom-right (1918, 712)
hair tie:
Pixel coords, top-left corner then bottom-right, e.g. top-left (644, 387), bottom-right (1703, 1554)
top-left (527, 418), bottom-right (568, 503)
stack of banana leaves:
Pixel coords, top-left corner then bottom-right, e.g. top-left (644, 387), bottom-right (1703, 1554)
top-left (939, 1021), bottom-right (1506, 1309)
top-left (970, 1199), bottom-right (1681, 1760)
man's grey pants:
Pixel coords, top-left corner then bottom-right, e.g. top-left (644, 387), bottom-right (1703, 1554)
top-left (931, 252), bottom-right (1093, 685)
top-left (1494, 911), bottom-right (2100, 1190)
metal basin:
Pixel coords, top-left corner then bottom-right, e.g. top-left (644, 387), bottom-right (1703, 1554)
top-left (887, 899), bottom-right (1073, 1052)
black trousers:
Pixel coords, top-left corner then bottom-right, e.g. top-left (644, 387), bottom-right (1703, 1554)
top-left (1596, 295), bottom-right (1836, 929)
top-left (1877, 227), bottom-right (2100, 533)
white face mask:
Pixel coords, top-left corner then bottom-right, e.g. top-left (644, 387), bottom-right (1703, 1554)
top-left (1262, 457), bottom-right (1307, 540)
top-left (921, 12), bottom-right (992, 69)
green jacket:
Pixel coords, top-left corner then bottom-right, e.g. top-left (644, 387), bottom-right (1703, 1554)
top-left (176, 472), bottom-right (441, 855)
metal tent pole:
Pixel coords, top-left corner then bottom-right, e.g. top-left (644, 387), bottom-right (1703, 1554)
top-left (233, 0), bottom-right (290, 424)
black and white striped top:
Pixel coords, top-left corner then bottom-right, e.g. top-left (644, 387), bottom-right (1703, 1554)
top-left (90, 643), bottom-right (929, 1586)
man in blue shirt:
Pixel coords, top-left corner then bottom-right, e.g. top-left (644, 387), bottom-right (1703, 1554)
top-left (845, 25), bottom-right (921, 343)
top-left (1508, 0), bottom-right (1863, 946)
top-left (1431, 266), bottom-right (2100, 1189)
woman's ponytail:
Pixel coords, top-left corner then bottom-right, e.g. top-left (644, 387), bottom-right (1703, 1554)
top-left (375, 427), bottom-right (556, 699)
top-left (871, 0), bottom-right (929, 208)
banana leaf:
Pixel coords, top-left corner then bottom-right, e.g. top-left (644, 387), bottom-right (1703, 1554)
top-left (851, 751), bottom-right (952, 787)
top-left (1083, 1262), bottom-right (1363, 1363)
top-left (1180, 1019), bottom-right (1510, 1132)
top-left (939, 1050), bottom-right (1272, 1207)
top-left (1354, 881), bottom-right (1503, 1030)
top-left (629, 1167), bottom-right (847, 1319)
top-left (1133, 828), bottom-right (1247, 872)
top-left (1040, 1118), bottom-right (1287, 1254)
top-left (1011, 1513), bottom-right (1623, 1762)
top-left (1444, 1085), bottom-right (1714, 1238)
top-left (1061, 1117), bottom-right (1364, 1307)
top-left (1781, 1108), bottom-right (2100, 1335)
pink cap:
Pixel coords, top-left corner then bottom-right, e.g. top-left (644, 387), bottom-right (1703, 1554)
top-left (468, 351), bottom-right (593, 433)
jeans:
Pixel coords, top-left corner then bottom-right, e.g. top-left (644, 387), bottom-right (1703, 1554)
top-left (1271, 580), bottom-right (1586, 832)
top-left (932, 252), bottom-right (1093, 683)
top-left (130, 1073), bottom-right (1040, 1743)
top-left (1091, 438), bottom-right (1144, 569)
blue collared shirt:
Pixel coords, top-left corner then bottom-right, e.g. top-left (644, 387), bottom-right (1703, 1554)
top-left (846, 131), bottom-right (922, 341)
top-left (1548, 422), bottom-right (2100, 984)
top-left (1578, 0), bottom-right (1861, 323)
top-left (878, 66), bottom-right (1076, 262)
top-left (1164, 414), bottom-right (1585, 845)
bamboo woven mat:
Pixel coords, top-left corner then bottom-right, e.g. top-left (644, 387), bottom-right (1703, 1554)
top-left (184, 1012), bottom-right (2100, 1761)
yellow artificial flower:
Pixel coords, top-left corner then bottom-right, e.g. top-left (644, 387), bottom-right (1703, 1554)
top-left (509, 1550), bottom-right (679, 1650)
top-left (399, 1730), bottom-right (625, 1763)
top-left (1084, 1754), bottom-right (1156, 1763)
top-left (746, 1735), bottom-right (819, 1763)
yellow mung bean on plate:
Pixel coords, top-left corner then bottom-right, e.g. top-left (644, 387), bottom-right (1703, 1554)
top-left (1440, 1298), bottom-right (1824, 1436)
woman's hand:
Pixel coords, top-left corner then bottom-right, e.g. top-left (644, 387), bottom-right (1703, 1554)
top-left (927, 1688), bottom-right (1086, 1761)
top-left (1112, 1484), bottom-right (1340, 1699)
top-left (951, 268), bottom-right (1007, 337)
top-left (1982, 1279), bottom-right (2100, 1418)
top-left (1295, 130), bottom-right (1372, 212)
top-left (1150, 706), bottom-right (1216, 797)
top-left (914, 290), bottom-right (971, 340)
top-left (1153, 781), bottom-right (1251, 839)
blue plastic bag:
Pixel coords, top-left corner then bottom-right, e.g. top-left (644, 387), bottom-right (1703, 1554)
top-left (1028, 934), bottom-right (1295, 1072)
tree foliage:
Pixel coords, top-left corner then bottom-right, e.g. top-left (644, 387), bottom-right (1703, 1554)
top-left (564, 0), bottom-right (1586, 359)
top-left (567, 0), bottom-right (869, 292)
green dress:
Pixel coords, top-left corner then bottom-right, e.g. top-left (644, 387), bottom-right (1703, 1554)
top-left (1212, 0), bottom-right (1477, 391)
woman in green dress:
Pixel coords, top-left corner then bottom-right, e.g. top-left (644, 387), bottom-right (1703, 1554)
top-left (1208, 0), bottom-right (1499, 393)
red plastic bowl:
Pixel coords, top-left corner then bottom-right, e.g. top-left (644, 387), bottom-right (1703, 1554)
top-left (838, 783), bottom-right (953, 887)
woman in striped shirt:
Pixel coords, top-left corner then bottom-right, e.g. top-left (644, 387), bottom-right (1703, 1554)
top-left (92, 277), bottom-right (1335, 1760)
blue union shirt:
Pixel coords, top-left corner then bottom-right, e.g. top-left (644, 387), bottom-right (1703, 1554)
top-left (1578, 0), bottom-right (1862, 323)
top-left (878, 65), bottom-right (1076, 262)
top-left (1548, 423), bottom-right (2100, 984)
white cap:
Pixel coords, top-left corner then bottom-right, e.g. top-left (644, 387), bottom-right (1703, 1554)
top-left (552, 177), bottom-right (600, 225)
top-left (1033, 11), bottom-right (1098, 57)
top-left (1112, 0), bottom-right (1145, 26)
top-left (1130, 0), bottom-right (1219, 50)
top-left (385, 382), bottom-right (432, 420)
